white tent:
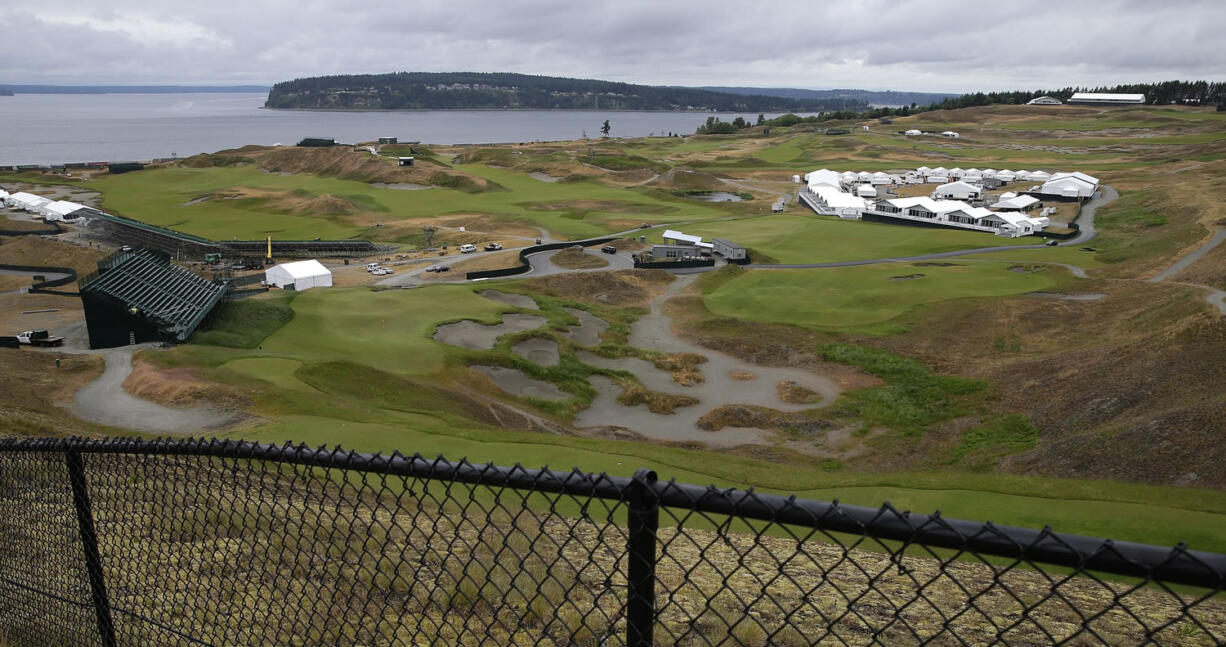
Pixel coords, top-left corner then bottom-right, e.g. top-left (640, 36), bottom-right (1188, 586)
top-left (995, 170), bottom-right (1017, 182)
top-left (870, 171), bottom-right (892, 186)
top-left (856, 184), bottom-right (878, 198)
top-left (805, 169), bottom-right (843, 190)
top-left (941, 131), bottom-right (960, 138)
top-left (932, 181), bottom-right (982, 200)
top-left (44, 200), bottom-right (85, 221)
top-left (1041, 176), bottom-right (1096, 198)
top-left (8, 192), bottom-right (52, 213)
top-left (265, 260), bottom-right (333, 291)
top-left (904, 129), bottom-right (922, 136)
top-left (1026, 170), bottom-right (1052, 182)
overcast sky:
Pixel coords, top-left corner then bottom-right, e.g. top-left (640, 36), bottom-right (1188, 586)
top-left (2, 0), bottom-right (1223, 92)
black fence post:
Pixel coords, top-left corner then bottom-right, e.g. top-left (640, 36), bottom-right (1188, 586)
top-left (65, 450), bottom-right (118, 647)
top-left (626, 468), bottom-right (659, 647)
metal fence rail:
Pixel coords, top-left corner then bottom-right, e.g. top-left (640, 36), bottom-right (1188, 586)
top-left (0, 437), bottom-right (1222, 646)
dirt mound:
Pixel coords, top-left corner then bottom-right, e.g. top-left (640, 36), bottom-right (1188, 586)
top-left (525, 269), bottom-right (672, 306)
top-left (549, 248), bottom-right (609, 270)
top-left (255, 146), bottom-right (498, 192)
top-left (697, 405), bottom-right (835, 435)
top-left (0, 235), bottom-right (106, 275)
top-left (290, 194), bottom-right (360, 216)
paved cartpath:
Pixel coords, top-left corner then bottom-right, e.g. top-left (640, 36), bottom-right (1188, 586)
top-left (73, 349), bottom-right (235, 434)
top-left (1146, 228), bottom-right (1226, 284)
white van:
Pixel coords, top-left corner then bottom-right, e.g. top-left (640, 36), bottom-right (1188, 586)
top-left (366, 262), bottom-right (380, 270)
top-left (459, 244), bottom-right (477, 254)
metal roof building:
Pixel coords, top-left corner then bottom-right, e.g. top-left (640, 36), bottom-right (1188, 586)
top-left (79, 248), bottom-right (229, 349)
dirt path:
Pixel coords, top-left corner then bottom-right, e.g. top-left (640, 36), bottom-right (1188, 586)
top-left (72, 349), bottom-right (236, 434)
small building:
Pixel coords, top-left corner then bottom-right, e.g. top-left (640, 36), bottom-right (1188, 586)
top-left (791, 175), bottom-right (801, 184)
top-left (662, 229), bottom-right (703, 246)
top-left (771, 200), bottom-right (785, 213)
top-left (712, 238), bottom-right (747, 261)
top-left (297, 137), bottom-right (336, 147)
top-left (398, 156), bottom-right (414, 167)
top-left (378, 136), bottom-right (398, 144)
top-left (650, 244), bottom-right (703, 260)
top-left (940, 131), bottom-right (959, 138)
top-left (856, 184), bottom-right (878, 198)
top-left (904, 129), bottom-right (922, 136)
top-left (1027, 96), bottom-right (1063, 105)
top-left (932, 181), bottom-right (982, 201)
top-left (265, 259), bottom-right (333, 291)
top-left (1067, 93), bottom-right (1145, 105)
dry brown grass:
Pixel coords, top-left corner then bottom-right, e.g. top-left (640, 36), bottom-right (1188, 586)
top-left (776, 380), bottom-right (822, 405)
top-left (549, 248), bottom-right (610, 270)
top-left (123, 355), bottom-right (249, 409)
top-left (0, 235), bottom-right (106, 275)
top-left (0, 348), bottom-right (104, 436)
top-left (523, 269), bottom-right (674, 307)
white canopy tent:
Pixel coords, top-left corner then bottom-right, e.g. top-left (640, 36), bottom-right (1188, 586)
top-left (265, 260), bottom-right (333, 291)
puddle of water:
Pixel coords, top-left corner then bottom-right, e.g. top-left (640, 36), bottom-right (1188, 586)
top-left (685, 192), bottom-right (743, 202)
top-left (561, 308), bottom-right (609, 347)
top-left (481, 290), bottom-right (539, 310)
top-left (433, 314), bottom-right (546, 350)
top-left (472, 365), bottom-right (569, 401)
top-left (513, 338), bottom-right (560, 366)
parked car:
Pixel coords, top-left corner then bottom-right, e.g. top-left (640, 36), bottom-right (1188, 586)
top-left (1045, 240), bottom-right (1059, 246)
top-left (600, 245), bottom-right (618, 254)
top-left (484, 242), bottom-right (503, 251)
top-left (436, 265), bottom-right (451, 272)
top-left (639, 223), bottom-right (650, 229)
top-left (425, 265), bottom-right (439, 273)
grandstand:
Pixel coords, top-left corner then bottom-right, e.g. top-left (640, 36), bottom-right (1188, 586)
top-left (81, 210), bottom-right (393, 260)
top-left (78, 248), bottom-right (229, 349)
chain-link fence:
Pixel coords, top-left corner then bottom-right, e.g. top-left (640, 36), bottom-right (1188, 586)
top-left (0, 437), bottom-right (1223, 646)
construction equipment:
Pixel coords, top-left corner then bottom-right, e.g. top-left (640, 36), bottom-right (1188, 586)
top-left (15, 330), bottom-right (65, 347)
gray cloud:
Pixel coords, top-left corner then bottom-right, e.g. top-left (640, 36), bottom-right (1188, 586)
top-left (1, 0), bottom-right (1223, 92)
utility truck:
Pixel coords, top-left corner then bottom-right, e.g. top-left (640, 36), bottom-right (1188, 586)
top-left (15, 330), bottom-right (64, 347)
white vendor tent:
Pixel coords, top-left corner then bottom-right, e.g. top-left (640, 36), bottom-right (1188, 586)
top-left (856, 184), bottom-right (878, 198)
top-left (265, 260), bottom-right (333, 291)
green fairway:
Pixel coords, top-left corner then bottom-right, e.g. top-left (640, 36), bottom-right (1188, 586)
top-left (655, 214), bottom-right (1032, 263)
top-left (703, 264), bottom-right (1057, 328)
top-left (257, 285), bottom-right (508, 375)
top-left (227, 416), bottom-right (1226, 552)
top-left (89, 162), bottom-right (718, 242)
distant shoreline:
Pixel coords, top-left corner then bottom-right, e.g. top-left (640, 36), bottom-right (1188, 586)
top-left (259, 106), bottom-right (795, 114)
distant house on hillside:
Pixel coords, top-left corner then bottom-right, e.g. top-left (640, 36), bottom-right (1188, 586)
top-left (1067, 93), bottom-right (1145, 105)
top-left (1027, 96), bottom-right (1063, 105)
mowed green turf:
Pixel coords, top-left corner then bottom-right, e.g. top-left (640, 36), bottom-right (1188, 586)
top-left (256, 285), bottom-right (508, 375)
top-left (656, 214), bottom-right (1032, 263)
top-left (704, 265), bottom-right (1056, 328)
top-left (89, 162), bottom-right (716, 242)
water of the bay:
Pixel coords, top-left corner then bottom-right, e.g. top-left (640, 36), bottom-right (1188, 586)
top-left (0, 92), bottom-right (805, 165)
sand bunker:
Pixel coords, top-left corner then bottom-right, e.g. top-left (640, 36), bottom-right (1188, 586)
top-left (472, 366), bottom-right (569, 401)
top-left (529, 172), bottom-right (561, 183)
top-left (561, 308), bottom-right (609, 346)
top-left (513, 338), bottom-right (560, 366)
top-left (371, 182), bottom-right (433, 190)
top-left (480, 290), bottom-right (540, 310)
top-left (433, 314), bottom-right (546, 350)
top-left (571, 275), bottom-right (841, 447)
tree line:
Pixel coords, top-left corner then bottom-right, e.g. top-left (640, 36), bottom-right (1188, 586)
top-left (708, 80), bottom-right (1226, 133)
top-left (265, 72), bottom-right (869, 112)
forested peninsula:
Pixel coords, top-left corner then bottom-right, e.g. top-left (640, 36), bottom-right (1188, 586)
top-left (264, 72), bottom-right (868, 112)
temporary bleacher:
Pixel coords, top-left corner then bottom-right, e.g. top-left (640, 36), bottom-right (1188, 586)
top-left (79, 248), bottom-right (229, 348)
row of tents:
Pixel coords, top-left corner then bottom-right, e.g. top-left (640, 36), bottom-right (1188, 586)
top-left (1, 190), bottom-right (88, 221)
